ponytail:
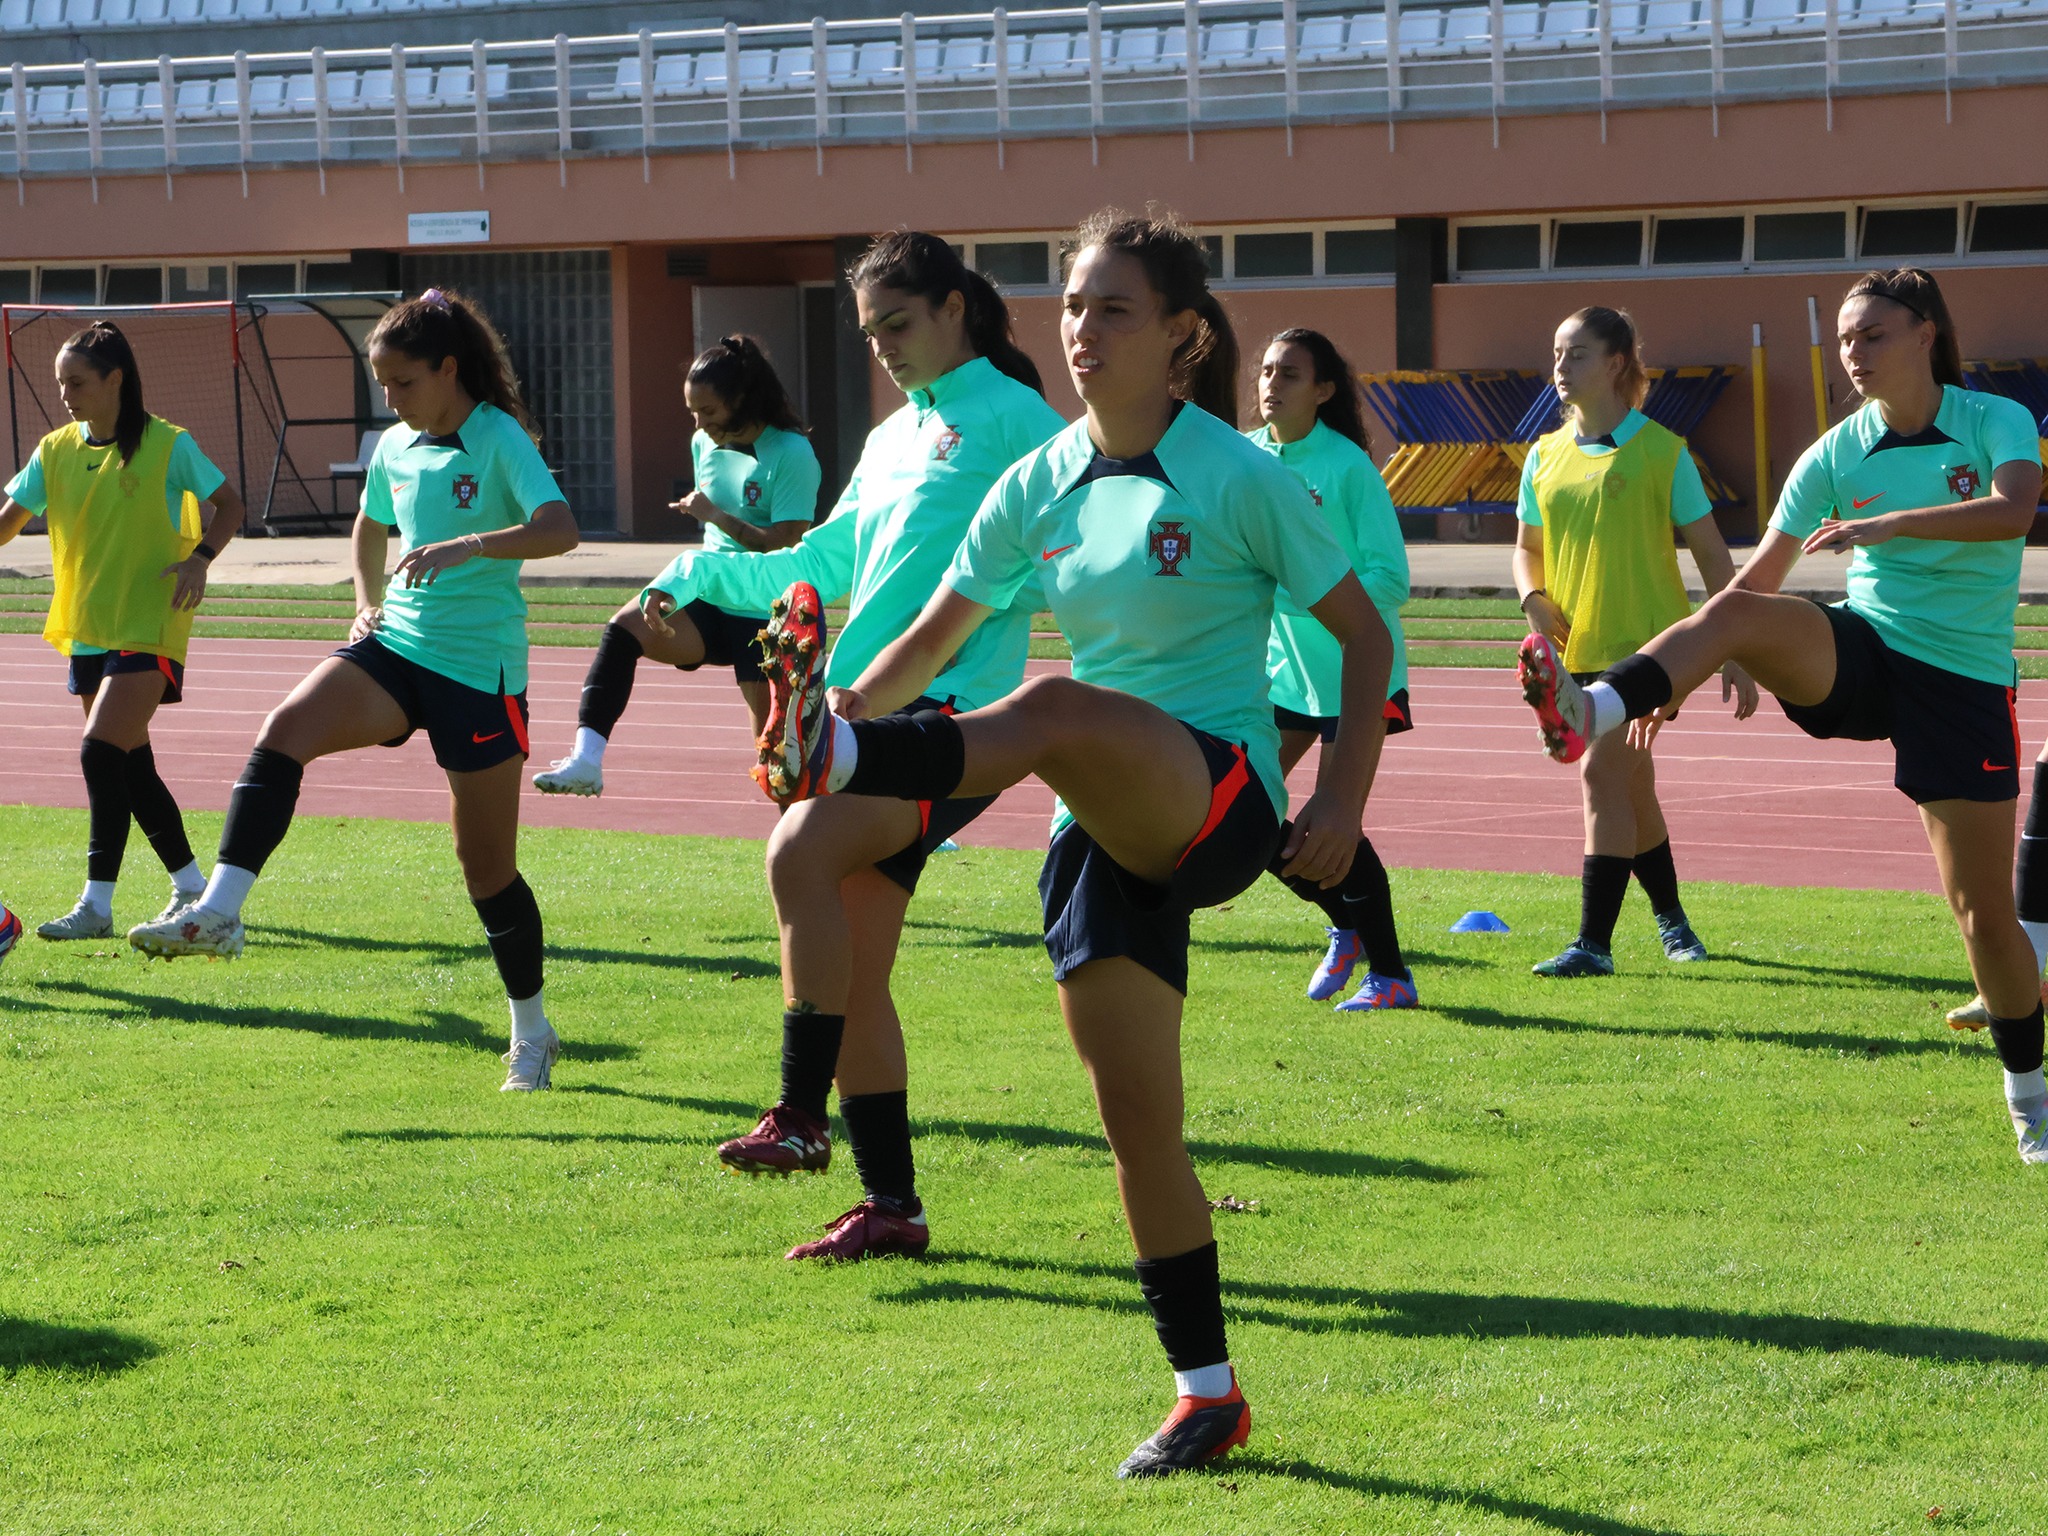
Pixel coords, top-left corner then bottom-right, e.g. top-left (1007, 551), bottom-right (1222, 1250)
top-left (1560, 306), bottom-right (1649, 429)
top-left (1268, 327), bottom-right (1372, 454)
top-left (367, 287), bottom-right (540, 442)
top-left (846, 231), bottom-right (1045, 396)
top-left (1070, 207), bottom-right (1239, 427)
top-left (57, 322), bottom-right (148, 465)
top-left (686, 334), bottom-right (806, 434)
top-left (1845, 267), bottom-right (1964, 389)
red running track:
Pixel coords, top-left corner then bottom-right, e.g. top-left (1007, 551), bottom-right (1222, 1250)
top-left (2, 631), bottom-right (2033, 893)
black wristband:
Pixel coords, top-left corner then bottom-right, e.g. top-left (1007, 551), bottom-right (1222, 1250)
top-left (194, 542), bottom-right (219, 561)
top-left (1518, 587), bottom-right (1547, 612)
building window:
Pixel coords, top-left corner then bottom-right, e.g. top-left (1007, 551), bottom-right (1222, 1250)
top-left (1970, 202), bottom-right (2048, 253)
top-left (38, 268), bottom-right (98, 304)
top-left (1754, 211), bottom-right (1845, 262)
top-left (1324, 228), bottom-right (1396, 275)
top-left (0, 271), bottom-right (29, 305)
top-left (104, 267), bottom-right (164, 305)
top-left (236, 263), bottom-right (299, 299)
top-left (1234, 231), bottom-right (1314, 279)
top-left (974, 241), bottom-right (1049, 288)
top-left (1197, 235), bottom-right (1223, 276)
top-left (1552, 220), bottom-right (1643, 269)
top-left (304, 261), bottom-right (354, 292)
top-left (1652, 216), bottom-right (1744, 265)
top-left (1458, 224), bottom-right (1543, 273)
top-left (1860, 206), bottom-right (1957, 258)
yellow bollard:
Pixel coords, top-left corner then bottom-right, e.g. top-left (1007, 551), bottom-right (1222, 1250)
top-left (1751, 323), bottom-right (1771, 541)
top-left (1805, 296), bottom-right (1830, 438)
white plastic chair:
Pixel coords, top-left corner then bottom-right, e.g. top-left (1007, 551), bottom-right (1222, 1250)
top-left (651, 54), bottom-right (695, 96)
top-left (1298, 15), bottom-right (1351, 57)
top-left (248, 73), bottom-right (289, 114)
top-left (1203, 19), bottom-right (1256, 65)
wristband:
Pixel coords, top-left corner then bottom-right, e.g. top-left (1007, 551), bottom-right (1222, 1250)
top-left (194, 542), bottom-right (219, 561)
top-left (1518, 587), bottom-right (1547, 612)
top-left (465, 533), bottom-right (485, 555)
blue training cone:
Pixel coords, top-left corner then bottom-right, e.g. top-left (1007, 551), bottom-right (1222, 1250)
top-left (1450, 910), bottom-right (1511, 934)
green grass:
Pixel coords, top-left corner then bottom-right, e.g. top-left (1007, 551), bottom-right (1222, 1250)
top-left (1, 804), bottom-right (2042, 1533)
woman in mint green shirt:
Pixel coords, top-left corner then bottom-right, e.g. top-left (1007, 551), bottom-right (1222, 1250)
top-left (534, 336), bottom-right (818, 789)
top-left (753, 210), bottom-right (1394, 1478)
top-left (127, 288), bottom-right (581, 1098)
top-left (1514, 267), bottom-right (2048, 1166)
top-left (1247, 327), bottom-right (1419, 1014)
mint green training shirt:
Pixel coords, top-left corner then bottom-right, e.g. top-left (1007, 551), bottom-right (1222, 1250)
top-left (647, 356), bottom-right (1067, 712)
top-left (692, 424), bottom-right (822, 604)
top-left (947, 403), bottom-right (1353, 826)
top-left (360, 401), bottom-right (565, 695)
top-left (1769, 384), bottom-right (2042, 688)
top-left (1248, 420), bottom-right (1410, 717)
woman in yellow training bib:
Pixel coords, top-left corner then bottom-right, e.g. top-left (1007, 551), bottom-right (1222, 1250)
top-left (0, 321), bottom-right (245, 941)
top-left (1512, 306), bottom-right (1754, 978)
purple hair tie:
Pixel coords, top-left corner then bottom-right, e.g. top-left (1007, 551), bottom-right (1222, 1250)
top-left (421, 287), bottom-right (451, 311)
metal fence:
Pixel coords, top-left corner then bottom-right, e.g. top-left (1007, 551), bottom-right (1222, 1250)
top-left (6, 0), bottom-right (2048, 187)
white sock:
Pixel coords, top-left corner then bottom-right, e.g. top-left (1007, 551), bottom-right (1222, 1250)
top-left (573, 726), bottom-right (608, 765)
top-left (2005, 1067), bottom-right (2047, 1106)
top-left (81, 879), bottom-right (115, 915)
top-left (169, 861), bottom-right (206, 897)
top-left (198, 863), bottom-right (258, 921)
top-left (1173, 1362), bottom-right (1234, 1399)
top-left (509, 989), bottom-right (551, 1042)
top-left (1581, 681), bottom-right (1625, 741)
top-left (824, 714), bottom-right (857, 794)
top-left (2022, 920), bottom-right (2048, 978)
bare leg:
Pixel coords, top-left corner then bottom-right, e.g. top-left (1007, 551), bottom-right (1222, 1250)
top-left (448, 756), bottom-right (524, 899)
top-left (1578, 729), bottom-right (1642, 859)
top-left (612, 598), bottom-right (707, 669)
top-left (258, 657), bottom-right (413, 762)
top-left (836, 867), bottom-right (913, 1098)
top-left (1638, 590), bottom-right (1838, 708)
top-left (1922, 796), bottom-right (2037, 1018)
top-left (1275, 728), bottom-right (1318, 779)
top-left (81, 668), bottom-right (167, 750)
top-left (1630, 744), bottom-right (1670, 856)
top-left (767, 795), bottom-right (925, 1012)
top-left (738, 678), bottom-right (772, 741)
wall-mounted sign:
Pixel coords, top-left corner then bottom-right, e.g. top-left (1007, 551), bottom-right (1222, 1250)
top-left (408, 210), bottom-right (491, 246)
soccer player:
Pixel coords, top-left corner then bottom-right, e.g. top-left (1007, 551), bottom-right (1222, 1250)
top-left (1516, 269), bottom-right (2047, 1161)
top-left (1512, 306), bottom-right (1755, 978)
top-left (1248, 327), bottom-right (1418, 1011)
top-left (0, 321), bottom-right (244, 939)
top-left (533, 335), bottom-right (820, 794)
top-left (127, 288), bottom-right (581, 1094)
top-left (752, 209), bottom-right (1393, 1477)
top-left (648, 233), bottom-right (1065, 1261)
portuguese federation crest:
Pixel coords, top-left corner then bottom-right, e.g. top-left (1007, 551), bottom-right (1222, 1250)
top-left (1946, 464), bottom-right (1982, 501)
top-left (931, 425), bottom-right (963, 462)
top-left (1149, 520), bottom-right (1191, 577)
top-left (452, 473), bottom-right (480, 510)
top-left (744, 480), bottom-right (763, 507)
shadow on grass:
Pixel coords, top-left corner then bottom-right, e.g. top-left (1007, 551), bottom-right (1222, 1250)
top-left (899, 917), bottom-right (1042, 952)
top-left (883, 1253), bottom-right (2047, 1366)
top-left (256, 924), bottom-right (780, 978)
top-left (337, 1127), bottom-right (693, 1147)
top-left (1236, 1457), bottom-right (1705, 1536)
top-left (0, 1316), bottom-right (157, 1377)
top-left (31, 980), bottom-right (637, 1061)
top-left (914, 1116), bottom-right (1468, 1183)
top-left (1707, 951), bottom-right (1962, 997)
top-left (562, 1083), bottom-right (760, 1118)
top-left (1436, 1002), bottom-right (1972, 1059)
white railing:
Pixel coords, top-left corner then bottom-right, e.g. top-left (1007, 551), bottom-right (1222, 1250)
top-left (4, 0), bottom-right (2047, 186)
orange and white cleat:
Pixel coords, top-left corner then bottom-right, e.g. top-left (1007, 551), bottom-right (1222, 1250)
top-left (1516, 633), bottom-right (1591, 764)
top-left (751, 581), bottom-right (836, 805)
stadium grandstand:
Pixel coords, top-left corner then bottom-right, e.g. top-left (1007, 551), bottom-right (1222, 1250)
top-left (4, 0), bottom-right (2046, 536)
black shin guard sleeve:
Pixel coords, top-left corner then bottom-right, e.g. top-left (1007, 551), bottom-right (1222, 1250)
top-left (1597, 654), bottom-right (1675, 722)
top-left (1988, 1003), bottom-right (2047, 1076)
top-left (1632, 839), bottom-right (1684, 921)
top-left (472, 874), bottom-right (545, 1001)
top-left (1268, 826), bottom-right (1345, 925)
top-left (578, 621), bottom-right (645, 737)
top-left (840, 1089), bottom-right (918, 1209)
top-left (1579, 854), bottom-right (1633, 951)
top-left (1133, 1241), bottom-right (1229, 1372)
top-left (124, 743), bottom-right (195, 875)
top-left (80, 736), bottom-right (132, 882)
top-left (1268, 832), bottom-right (1406, 977)
top-left (217, 747), bottom-right (305, 876)
top-left (2018, 763), bottom-right (2048, 923)
top-left (842, 710), bottom-right (967, 802)
top-left (779, 1010), bottom-right (846, 1122)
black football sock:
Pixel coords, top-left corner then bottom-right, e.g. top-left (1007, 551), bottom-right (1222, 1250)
top-left (1133, 1241), bottom-right (1229, 1374)
top-left (1596, 654), bottom-right (1674, 722)
top-left (1269, 832), bottom-right (1405, 977)
top-left (578, 621), bottom-right (644, 737)
top-left (217, 747), bottom-right (304, 876)
top-left (841, 1089), bottom-right (920, 1213)
top-left (472, 873), bottom-right (545, 1001)
top-left (124, 743), bottom-right (196, 877)
top-left (80, 736), bottom-right (132, 883)
top-left (2017, 763), bottom-right (2048, 924)
top-left (779, 1009), bottom-right (846, 1123)
top-left (1989, 1002), bottom-right (2047, 1077)
top-left (1632, 839), bottom-right (1684, 924)
top-left (1578, 854), bottom-right (1633, 952)
top-left (842, 710), bottom-right (966, 801)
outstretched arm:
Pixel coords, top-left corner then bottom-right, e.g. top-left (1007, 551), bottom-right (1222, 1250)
top-left (835, 585), bottom-right (993, 721)
top-left (1803, 459), bottom-right (2042, 552)
top-left (0, 497), bottom-right (31, 546)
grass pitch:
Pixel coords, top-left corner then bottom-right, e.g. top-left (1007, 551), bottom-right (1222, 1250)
top-left (1, 804), bottom-right (2043, 1535)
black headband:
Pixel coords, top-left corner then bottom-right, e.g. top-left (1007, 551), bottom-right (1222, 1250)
top-left (1869, 286), bottom-right (1931, 324)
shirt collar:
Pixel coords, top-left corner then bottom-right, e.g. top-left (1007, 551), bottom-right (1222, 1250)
top-left (409, 400), bottom-right (484, 453)
top-left (1050, 399), bottom-right (1200, 501)
top-left (910, 355), bottom-right (997, 415)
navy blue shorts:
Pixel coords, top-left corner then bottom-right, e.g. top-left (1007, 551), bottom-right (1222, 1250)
top-left (1273, 688), bottom-right (1413, 745)
top-left (69, 649), bottom-right (184, 705)
top-left (333, 633), bottom-right (530, 774)
top-left (873, 695), bottom-right (996, 895)
top-left (1038, 723), bottom-right (1283, 995)
top-left (678, 599), bottom-right (768, 685)
top-left (1780, 600), bottom-right (2020, 805)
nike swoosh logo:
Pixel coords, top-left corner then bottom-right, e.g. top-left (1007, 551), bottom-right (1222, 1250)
top-left (1851, 493), bottom-right (1885, 509)
top-left (472, 731), bottom-right (505, 744)
top-left (1985, 759), bottom-right (2011, 772)
top-left (1041, 543), bottom-right (1077, 562)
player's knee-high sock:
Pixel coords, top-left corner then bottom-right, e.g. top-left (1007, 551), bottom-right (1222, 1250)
top-left (203, 747), bottom-right (304, 918)
top-left (840, 711), bottom-right (965, 801)
top-left (2016, 761), bottom-right (2048, 976)
top-left (1578, 854), bottom-right (1632, 953)
top-left (1134, 1241), bottom-right (1232, 1397)
top-left (1581, 655), bottom-right (1675, 740)
top-left (124, 744), bottom-right (203, 894)
top-left (1631, 838), bottom-right (1685, 924)
top-left (841, 1090), bottom-right (920, 1214)
top-left (473, 874), bottom-right (548, 1039)
top-left (79, 737), bottom-right (132, 911)
top-left (779, 1009), bottom-right (846, 1122)
top-left (1269, 833), bottom-right (1406, 977)
top-left (1989, 1001), bottom-right (2047, 1114)
top-left (573, 622), bottom-right (644, 763)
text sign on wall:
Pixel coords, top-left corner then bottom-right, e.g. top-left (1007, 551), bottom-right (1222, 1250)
top-left (408, 210), bottom-right (491, 246)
